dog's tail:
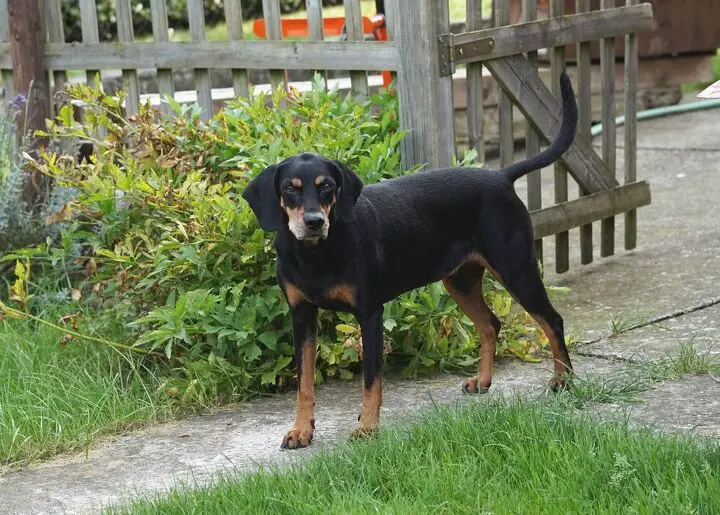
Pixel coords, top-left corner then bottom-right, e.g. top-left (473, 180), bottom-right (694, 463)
top-left (503, 71), bottom-right (578, 183)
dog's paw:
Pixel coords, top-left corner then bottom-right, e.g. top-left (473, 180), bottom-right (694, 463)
top-left (280, 425), bottom-right (314, 450)
top-left (350, 424), bottom-right (379, 440)
top-left (548, 374), bottom-right (570, 393)
top-left (461, 377), bottom-right (490, 394)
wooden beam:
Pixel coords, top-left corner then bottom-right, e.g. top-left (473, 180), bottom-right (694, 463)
top-left (7, 0), bottom-right (51, 208)
top-left (530, 181), bottom-right (651, 239)
top-left (484, 54), bottom-right (618, 193)
top-left (0, 41), bottom-right (399, 71)
top-left (452, 4), bottom-right (653, 65)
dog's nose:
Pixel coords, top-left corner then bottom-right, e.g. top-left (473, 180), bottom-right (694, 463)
top-left (303, 212), bottom-right (325, 231)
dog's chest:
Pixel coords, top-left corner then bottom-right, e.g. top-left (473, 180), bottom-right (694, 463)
top-left (285, 277), bottom-right (357, 312)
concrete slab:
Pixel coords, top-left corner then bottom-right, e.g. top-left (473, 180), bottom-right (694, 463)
top-left (598, 375), bottom-right (720, 439)
top-left (0, 356), bottom-right (616, 515)
top-left (582, 303), bottom-right (720, 361)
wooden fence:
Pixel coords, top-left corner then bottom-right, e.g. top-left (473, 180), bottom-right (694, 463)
top-left (0, 0), bottom-right (654, 273)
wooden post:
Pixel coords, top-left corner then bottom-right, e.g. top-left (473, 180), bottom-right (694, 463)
top-left (7, 0), bottom-right (51, 208)
top-left (396, 0), bottom-right (454, 169)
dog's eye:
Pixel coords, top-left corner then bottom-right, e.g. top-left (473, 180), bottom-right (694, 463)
top-left (319, 182), bottom-right (333, 191)
top-left (283, 184), bottom-right (298, 193)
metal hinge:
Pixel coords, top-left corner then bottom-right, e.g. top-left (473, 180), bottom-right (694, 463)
top-left (437, 34), bottom-right (455, 77)
top-left (438, 33), bottom-right (495, 77)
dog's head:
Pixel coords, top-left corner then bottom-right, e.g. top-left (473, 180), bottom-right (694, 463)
top-left (242, 153), bottom-right (363, 241)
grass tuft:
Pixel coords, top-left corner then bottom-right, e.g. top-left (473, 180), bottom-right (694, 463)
top-left (0, 311), bottom-right (174, 467)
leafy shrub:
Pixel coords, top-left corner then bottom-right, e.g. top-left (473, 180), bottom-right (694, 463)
top-left (11, 76), bottom-right (552, 405)
top-left (0, 98), bottom-right (74, 252)
top-left (61, 0), bottom-right (346, 43)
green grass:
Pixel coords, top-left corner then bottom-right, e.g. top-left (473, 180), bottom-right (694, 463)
top-left (111, 399), bottom-right (720, 514)
top-left (0, 310), bottom-right (174, 467)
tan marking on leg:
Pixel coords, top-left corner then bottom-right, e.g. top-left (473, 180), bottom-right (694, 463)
top-left (282, 341), bottom-right (317, 449)
top-left (326, 283), bottom-right (356, 307)
top-left (443, 269), bottom-right (497, 393)
top-left (352, 377), bottom-right (382, 438)
top-left (291, 178), bottom-right (302, 188)
top-left (534, 317), bottom-right (572, 391)
top-left (284, 283), bottom-right (308, 307)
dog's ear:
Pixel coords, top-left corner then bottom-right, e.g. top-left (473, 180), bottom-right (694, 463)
top-left (242, 164), bottom-right (283, 232)
top-left (331, 160), bottom-right (363, 223)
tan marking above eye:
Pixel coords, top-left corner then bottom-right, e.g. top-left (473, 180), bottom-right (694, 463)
top-left (315, 176), bottom-right (325, 186)
top-left (291, 178), bottom-right (302, 188)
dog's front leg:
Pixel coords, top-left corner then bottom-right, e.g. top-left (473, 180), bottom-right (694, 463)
top-left (352, 307), bottom-right (384, 438)
top-left (281, 301), bottom-right (318, 449)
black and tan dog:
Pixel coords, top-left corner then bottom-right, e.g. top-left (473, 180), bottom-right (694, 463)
top-left (243, 72), bottom-right (578, 449)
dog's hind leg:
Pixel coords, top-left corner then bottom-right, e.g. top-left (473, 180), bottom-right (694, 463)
top-left (482, 252), bottom-right (573, 391)
top-left (443, 262), bottom-right (501, 394)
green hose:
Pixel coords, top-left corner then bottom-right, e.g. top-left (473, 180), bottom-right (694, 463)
top-left (590, 98), bottom-right (720, 137)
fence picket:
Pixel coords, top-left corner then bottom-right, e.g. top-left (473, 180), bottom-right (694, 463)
top-left (116, 0), bottom-right (140, 116)
top-left (150, 0), bottom-right (174, 115)
top-left (187, 0), bottom-right (213, 120)
top-left (576, 0), bottom-right (593, 264)
top-left (344, 0), bottom-right (369, 99)
top-left (550, 0), bottom-right (569, 273)
top-left (496, 1), bottom-right (513, 168)
top-left (225, 0), bottom-right (250, 98)
top-left (45, 0), bottom-right (67, 101)
top-left (306, 0), bottom-right (327, 83)
top-left (0, 0), bottom-right (15, 100)
top-left (600, 0), bottom-right (616, 257)
top-left (78, 0), bottom-right (101, 88)
top-left (624, 0), bottom-right (638, 250)
top-left (466, 0), bottom-right (484, 164)
top-left (523, 0), bottom-right (542, 261)
top-left (262, 0), bottom-right (287, 91)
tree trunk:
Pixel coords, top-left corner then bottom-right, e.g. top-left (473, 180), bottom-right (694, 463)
top-left (7, 0), bottom-right (51, 210)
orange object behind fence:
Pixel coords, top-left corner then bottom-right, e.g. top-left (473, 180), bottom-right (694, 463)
top-left (252, 14), bottom-right (393, 90)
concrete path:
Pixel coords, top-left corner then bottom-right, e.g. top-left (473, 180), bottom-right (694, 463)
top-left (2, 107), bottom-right (720, 514)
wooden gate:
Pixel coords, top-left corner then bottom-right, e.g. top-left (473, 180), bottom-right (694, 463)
top-left (398, 0), bottom-right (653, 273)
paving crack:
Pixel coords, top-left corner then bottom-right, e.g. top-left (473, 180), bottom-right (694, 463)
top-left (574, 295), bottom-right (720, 359)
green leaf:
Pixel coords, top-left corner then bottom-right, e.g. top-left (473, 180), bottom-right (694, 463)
top-left (257, 332), bottom-right (278, 350)
top-left (335, 324), bottom-right (358, 335)
top-left (383, 319), bottom-right (397, 331)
